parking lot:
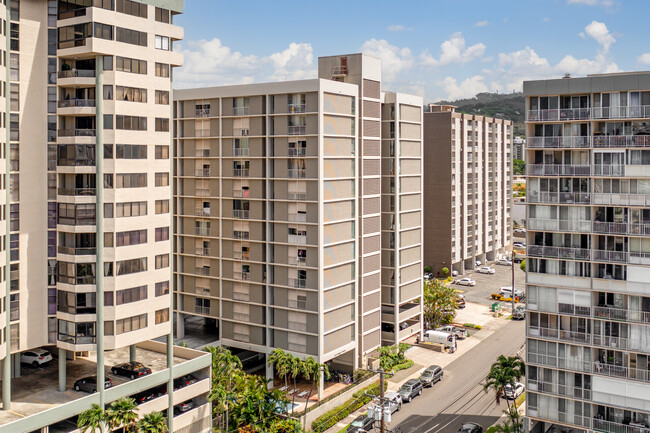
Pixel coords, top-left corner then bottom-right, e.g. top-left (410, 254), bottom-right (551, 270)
top-left (453, 260), bottom-right (526, 307)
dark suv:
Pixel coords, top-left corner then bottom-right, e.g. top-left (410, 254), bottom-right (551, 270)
top-left (459, 422), bottom-right (483, 433)
top-left (419, 365), bottom-right (443, 387)
top-left (398, 379), bottom-right (423, 403)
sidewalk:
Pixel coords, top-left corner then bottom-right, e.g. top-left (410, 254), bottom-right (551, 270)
top-left (323, 302), bottom-right (509, 433)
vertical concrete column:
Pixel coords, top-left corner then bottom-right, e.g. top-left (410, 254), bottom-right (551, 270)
top-left (12, 354), bottom-right (19, 378)
top-left (265, 355), bottom-right (273, 390)
top-left (129, 344), bottom-right (136, 363)
top-left (58, 348), bottom-right (66, 392)
top-left (3, 0), bottom-right (12, 412)
top-left (166, 69), bottom-right (175, 433)
top-left (318, 368), bottom-right (324, 401)
top-left (176, 312), bottom-right (185, 339)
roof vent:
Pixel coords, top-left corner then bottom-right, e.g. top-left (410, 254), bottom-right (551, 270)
top-left (563, 73), bottom-right (571, 79)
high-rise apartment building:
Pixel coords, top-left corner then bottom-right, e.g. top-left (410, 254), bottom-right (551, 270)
top-left (514, 136), bottom-right (526, 161)
top-left (173, 54), bottom-right (423, 390)
top-left (524, 72), bottom-right (650, 433)
top-left (0, 2), bottom-right (211, 432)
top-left (423, 104), bottom-right (513, 275)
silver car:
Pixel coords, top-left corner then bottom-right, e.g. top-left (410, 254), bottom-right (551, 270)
top-left (436, 325), bottom-right (468, 339)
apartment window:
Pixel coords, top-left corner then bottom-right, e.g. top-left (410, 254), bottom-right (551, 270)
top-left (116, 0), bottom-right (148, 18)
top-left (116, 313), bottom-right (147, 334)
top-left (57, 203), bottom-right (95, 225)
top-left (57, 291), bottom-right (96, 315)
top-left (116, 86), bottom-right (147, 103)
top-left (155, 227), bottom-right (169, 241)
top-left (58, 320), bottom-right (95, 344)
top-left (155, 90), bottom-right (169, 105)
top-left (288, 332), bottom-right (307, 353)
top-left (154, 35), bottom-right (169, 51)
top-left (116, 257), bottom-right (147, 276)
top-left (288, 290), bottom-right (307, 309)
top-left (116, 173), bottom-right (147, 188)
top-left (116, 27), bottom-right (147, 47)
top-left (116, 56), bottom-right (147, 74)
top-left (116, 201), bottom-right (147, 217)
top-left (233, 303), bottom-right (249, 322)
top-left (116, 115), bottom-right (147, 131)
top-left (155, 308), bottom-right (169, 324)
top-left (9, 83), bottom-right (18, 112)
top-left (155, 7), bottom-right (170, 23)
top-left (116, 229), bottom-right (147, 247)
top-left (155, 253), bottom-right (169, 269)
top-left (93, 22), bottom-right (113, 40)
top-left (155, 281), bottom-right (170, 297)
top-left (155, 145), bottom-right (169, 159)
top-left (155, 172), bottom-right (169, 187)
top-left (116, 285), bottom-right (147, 305)
top-left (233, 323), bottom-right (249, 342)
top-left (57, 23), bottom-right (91, 48)
top-left (155, 199), bottom-right (169, 214)
top-left (116, 144), bottom-right (146, 159)
top-left (155, 62), bottom-right (169, 78)
top-left (155, 118), bottom-right (169, 131)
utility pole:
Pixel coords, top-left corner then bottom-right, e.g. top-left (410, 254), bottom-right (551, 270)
top-left (364, 368), bottom-right (394, 433)
top-left (512, 249), bottom-right (516, 313)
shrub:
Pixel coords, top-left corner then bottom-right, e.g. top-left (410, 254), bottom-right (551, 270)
top-left (311, 382), bottom-right (380, 433)
top-left (391, 359), bottom-right (414, 373)
top-left (441, 267), bottom-right (450, 276)
top-left (442, 313), bottom-right (454, 324)
top-left (424, 265), bottom-right (432, 274)
top-left (462, 323), bottom-right (482, 330)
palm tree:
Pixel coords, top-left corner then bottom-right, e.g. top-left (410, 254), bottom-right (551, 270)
top-left (204, 345), bottom-right (243, 433)
top-left (288, 355), bottom-right (303, 415)
top-left (491, 421), bottom-right (518, 433)
top-left (107, 397), bottom-right (139, 432)
top-left (483, 355), bottom-right (525, 410)
top-left (423, 279), bottom-right (460, 329)
top-left (137, 411), bottom-right (167, 433)
top-left (268, 348), bottom-right (291, 389)
top-left (301, 357), bottom-right (329, 429)
top-left (78, 403), bottom-right (107, 433)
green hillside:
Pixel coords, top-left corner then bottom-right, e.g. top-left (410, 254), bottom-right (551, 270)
top-left (434, 92), bottom-right (525, 136)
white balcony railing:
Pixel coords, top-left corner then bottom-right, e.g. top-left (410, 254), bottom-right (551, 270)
top-left (195, 169), bottom-right (210, 177)
top-left (195, 305), bottom-right (210, 315)
top-left (526, 136), bottom-right (591, 149)
top-left (594, 193), bottom-right (650, 207)
top-left (593, 165), bottom-right (626, 176)
top-left (288, 104), bottom-right (306, 113)
top-left (194, 227), bottom-right (210, 236)
top-left (195, 108), bottom-right (210, 117)
top-left (233, 106), bottom-right (250, 116)
top-left (289, 278), bottom-right (306, 288)
top-left (593, 105), bottom-right (650, 120)
top-left (233, 148), bottom-right (249, 157)
top-left (288, 192), bottom-right (307, 200)
top-left (527, 218), bottom-right (592, 233)
top-left (288, 125), bottom-right (306, 135)
top-left (233, 210), bottom-right (249, 219)
top-left (288, 147), bottom-right (306, 157)
top-left (593, 135), bottom-right (650, 148)
top-left (527, 245), bottom-right (590, 260)
top-left (288, 213), bottom-right (307, 222)
top-left (527, 164), bottom-right (591, 176)
top-left (527, 108), bottom-right (591, 121)
top-left (527, 192), bottom-right (590, 204)
top-left (233, 169), bottom-right (250, 177)
top-left (288, 235), bottom-right (307, 245)
top-left (592, 221), bottom-right (650, 236)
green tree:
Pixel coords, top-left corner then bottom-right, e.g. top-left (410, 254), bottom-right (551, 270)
top-left (137, 411), bottom-right (167, 433)
top-left (483, 355), bottom-right (526, 411)
top-left (424, 265), bottom-right (432, 274)
top-left (520, 259), bottom-right (525, 272)
top-left (423, 279), bottom-right (459, 329)
top-left (270, 418), bottom-right (305, 433)
top-left (205, 345), bottom-right (243, 433)
top-left (77, 403), bottom-right (107, 433)
top-left (107, 397), bottom-right (139, 432)
top-left (513, 159), bottom-right (525, 175)
top-left (268, 348), bottom-right (291, 390)
top-left (288, 355), bottom-right (303, 415)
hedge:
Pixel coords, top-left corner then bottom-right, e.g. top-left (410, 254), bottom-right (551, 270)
top-left (311, 382), bottom-right (380, 433)
top-left (391, 359), bottom-right (414, 373)
top-left (462, 323), bottom-right (482, 330)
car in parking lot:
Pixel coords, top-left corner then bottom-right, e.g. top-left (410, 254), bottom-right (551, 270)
top-left (111, 361), bottom-right (152, 379)
top-left (456, 293), bottom-right (466, 308)
top-left (456, 278), bottom-right (476, 286)
top-left (346, 414), bottom-right (374, 432)
top-left (423, 272), bottom-right (433, 280)
top-left (513, 242), bottom-right (526, 248)
top-left (436, 325), bottom-right (468, 339)
top-left (496, 258), bottom-right (512, 266)
top-left (21, 348), bottom-right (53, 367)
top-left (475, 260), bottom-right (482, 267)
top-left (513, 255), bottom-right (524, 263)
top-left (174, 374), bottom-right (199, 390)
top-left (513, 305), bottom-right (526, 320)
top-left (502, 382), bottom-right (525, 399)
top-left (459, 422), bottom-right (483, 433)
top-left (73, 376), bottom-right (113, 393)
top-left (514, 228), bottom-right (526, 233)
top-left (477, 266), bottom-right (495, 275)
top-left (398, 379), bottom-right (423, 403)
top-left (499, 286), bottom-right (524, 299)
top-left (174, 399), bottom-right (195, 415)
top-left (452, 270), bottom-right (459, 277)
top-left (131, 389), bottom-right (156, 405)
top-left (419, 365), bottom-right (443, 387)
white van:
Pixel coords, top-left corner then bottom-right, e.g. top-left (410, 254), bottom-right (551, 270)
top-left (422, 330), bottom-right (457, 349)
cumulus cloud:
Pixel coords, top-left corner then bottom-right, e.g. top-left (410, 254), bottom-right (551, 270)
top-left (360, 39), bottom-right (414, 82)
top-left (387, 24), bottom-right (412, 32)
top-left (475, 20), bottom-right (488, 27)
top-left (267, 43), bottom-right (316, 81)
top-left (440, 76), bottom-right (489, 100)
top-left (638, 53), bottom-right (650, 65)
top-left (583, 21), bottom-right (616, 53)
top-left (420, 32), bottom-right (485, 66)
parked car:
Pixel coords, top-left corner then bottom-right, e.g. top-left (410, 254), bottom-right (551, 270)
top-left (174, 374), bottom-right (199, 390)
top-left (346, 414), bottom-right (374, 432)
top-left (398, 379), bottom-right (423, 403)
top-left (477, 266), bottom-right (495, 275)
top-left (475, 260), bottom-right (482, 267)
top-left (111, 361), bottom-right (152, 379)
top-left (423, 272), bottom-right (433, 280)
top-left (20, 348), bottom-right (53, 367)
top-left (377, 391), bottom-right (402, 414)
top-left (131, 389), bottom-right (156, 405)
top-left (456, 293), bottom-right (466, 308)
top-left (73, 376), bottom-right (113, 393)
top-left (436, 325), bottom-right (468, 339)
top-left (502, 382), bottom-right (525, 399)
top-left (459, 422), bottom-right (484, 433)
top-left (513, 305), bottom-right (526, 320)
top-left (514, 228), bottom-right (527, 233)
top-left (513, 242), bottom-right (526, 248)
top-left (419, 365), bottom-right (443, 387)
top-left (174, 399), bottom-right (195, 415)
top-left (499, 286), bottom-right (524, 298)
top-left (451, 270), bottom-right (459, 277)
top-left (513, 256), bottom-right (524, 264)
top-left (456, 278), bottom-right (476, 286)
top-left (496, 258), bottom-right (512, 266)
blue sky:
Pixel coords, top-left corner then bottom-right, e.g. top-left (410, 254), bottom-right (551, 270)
top-left (174, 0), bottom-right (650, 101)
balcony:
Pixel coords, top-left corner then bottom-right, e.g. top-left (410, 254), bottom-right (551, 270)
top-left (527, 378), bottom-right (592, 400)
top-left (288, 104), bottom-right (306, 113)
top-left (233, 107), bottom-right (250, 116)
top-left (289, 278), bottom-right (306, 288)
top-left (232, 190), bottom-right (250, 198)
top-left (235, 129), bottom-right (249, 137)
top-left (593, 221), bottom-right (650, 236)
top-left (194, 267), bottom-right (211, 276)
top-left (593, 105), bottom-right (650, 120)
top-left (233, 148), bottom-right (249, 157)
top-left (288, 192), bottom-right (306, 201)
top-left (194, 305), bottom-right (210, 315)
top-left (594, 362), bottom-right (650, 385)
top-left (294, 256), bottom-right (307, 266)
top-left (194, 227), bottom-right (210, 236)
top-left (58, 187), bottom-right (96, 196)
top-left (195, 108), bottom-right (210, 117)
top-left (195, 169), bottom-right (211, 177)
top-left (528, 326), bottom-right (591, 344)
top-left (594, 305), bottom-right (650, 324)
top-left (194, 208), bottom-right (211, 217)
top-left (233, 210), bottom-right (249, 219)
top-left (288, 213), bottom-right (307, 223)
top-left (528, 218), bottom-right (592, 233)
top-left (234, 271), bottom-right (250, 281)
top-left (526, 136), bottom-right (591, 149)
top-left (195, 129), bottom-right (210, 137)
top-left (233, 251), bottom-right (250, 260)
top-left (288, 125), bottom-right (306, 135)
top-left (593, 249), bottom-right (650, 265)
top-left (527, 164), bottom-right (591, 176)
top-left (527, 108), bottom-right (591, 121)
top-left (195, 188), bottom-right (211, 197)
top-left (57, 246), bottom-right (96, 255)
top-left (594, 193), bottom-right (650, 206)
top-left (233, 231), bottom-right (250, 240)
top-left (58, 99), bottom-right (96, 108)
top-left (288, 169), bottom-right (306, 178)
top-left (528, 192), bottom-right (590, 204)
top-left (58, 128), bottom-right (96, 137)
top-left (527, 245), bottom-right (591, 260)
top-left (594, 135), bottom-right (650, 148)
top-left (288, 235), bottom-right (307, 245)
top-left (288, 148), bottom-right (306, 157)
top-left (233, 169), bottom-right (250, 177)
top-left (558, 303), bottom-right (591, 317)
top-left (592, 418), bottom-right (650, 433)
top-left (195, 247), bottom-right (210, 256)
top-left (58, 69), bottom-right (95, 79)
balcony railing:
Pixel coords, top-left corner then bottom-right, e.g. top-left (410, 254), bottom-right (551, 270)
top-left (58, 128), bottom-right (96, 137)
top-left (527, 218), bottom-right (592, 233)
top-left (527, 164), bottom-right (591, 176)
top-left (288, 148), bottom-right (306, 157)
top-left (233, 106), bottom-right (250, 116)
top-left (233, 148), bottom-right (249, 157)
top-left (594, 362), bottom-right (650, 385)
top-left (594, 305), bottom-right (650, 324)
top-left (288, 213), bottom-right (307, 222)
top-left (295, 257), bottom-right (306, 266)
top-left (592, 418), bottom-right (650, 433)
top-left (288, 235), bottom-right (307, 245)
top-left (58, 69), bottom-right (95, 79)
top-left (528, 326), bottom-right (590, 343)
top-left (57, 246), bottom-right (96, 255)
top-left (234, 271), bottom-right (250, 281)
top-left (288, 104), bottom-right (306, 113)
top-left (58, 99), bottom-right (96, 108)
top-left (288, 192), bottom-right (307, 200)
top-left (196, 248), bottom-right (210, 256)
top-left (593, 221), bottom-right (650, 236)
top-left (196, 188), bottom-right (211, 197)
top-left (593, 165), bottom-right (626, 176)
top-left (526, 136), bottom-right (591, 149)
top-left (233, 251), bottom-right (250, 260)
top-left (594, 135), bottom-right (650, 148)
top-left (195, 148), bottom-right (210, 157)
top-left (58, 187), bottom-right (96, 196)
top-left (594, 193), bottom-right (650, 207)
top-left (593, 105), bottom-right (650, 120)
top-left (527, 108), bottom-right (591, 121)
top-left (287, 299), bottom-right (307, 309)
top-left (195, 169), bottom-right (211, 177)
top-left (233, 231), bottom-right (249, 240)
top-left (288, 125), bottom-right (306, 135)
top-left (194, 267), bottom-right (211, 276)
top-left (592, 249), bottom-right (650, 265)
top-left (528, 192), bottom-right (590, 204)
top-left (289, 278), bottom-right (306, 288)
top-left (528, 378), bottom-right (592, 400)
top-left (233, 169), bottom-right (250, 177)
top-left (194, 208), bottom-right (211, 217)
top-left (527, 245), bottom-right (590, 260)
top-left (558, 303), bottom-right (591, 317)
top-left (233, 209), bottom-right (249, 219)
top-left (194, 227), bottom-right (210, 236)
top-left (195, 129), bottom-right (210, 137)
top-left (194, 305), bottom-right (210, 315)
top-left (195, 109), bottom-right (210, 117)
top-left (235, 129), bottom-right (249, 137)
top-left (232, 190), bottom-right (250, 198)
top-left (288, 169), bottom-right (306, 178)
top-left (288, 321), bottom-right (307, 332)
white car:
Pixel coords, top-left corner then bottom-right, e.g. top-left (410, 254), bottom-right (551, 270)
top-left (21, 348), bottom-right (53, 367)
top-left (475, 260), bottom-right (482, 267)
top-left (502, 382), bottom-right (525, 399)
top-left (436, 325), bottom-right (468, 339)
top-left (496, 258), bottom-right (512, 266)
top-left (451, 270), bottom-right (459, 277)
top-left (423, 273), bottom-right (433, 281)
top-left (477, 266), bottom-right (495, 275)
top-left (500, 286), bottom-right (524, 298)
top-left (513, 242), bottom-right (526, 248)
top-left (456, 278), bottom-right (476, 286)
top-left (514, 228), bottom-right (527, 233)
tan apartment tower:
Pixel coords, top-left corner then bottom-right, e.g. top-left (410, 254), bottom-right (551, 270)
top-left (524, 72), bottom-right (650, 433)
top-left (423, 104), bottom-right (513, 275)
top-left (0, 2), bottom-right (212, 433)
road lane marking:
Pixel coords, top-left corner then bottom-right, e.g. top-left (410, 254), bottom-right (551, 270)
top-left (8, 410), bottom-right (25, 418)
top-left (423, 423), bottom-right (439, 432)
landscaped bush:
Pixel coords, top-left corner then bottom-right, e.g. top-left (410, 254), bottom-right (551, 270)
top-left (441, 267), bottom-right (450, 276)
top-left (311, 382), bottom-right (380, 433)
top-left (378, 343), bottom-right (410, 371)
top-left (462, 323), bottom-right (482, 330)
top-left (353, 369), bottom-right (374, 382)
top-left (391, 359), bottom-right (414, 373)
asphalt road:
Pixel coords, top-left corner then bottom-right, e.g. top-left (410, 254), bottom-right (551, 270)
top-left (454, 263), bottom-right (527, 307)
top-left (389, 319), bottom-right (526, 433)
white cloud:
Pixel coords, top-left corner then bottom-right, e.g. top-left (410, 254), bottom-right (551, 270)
top-left (420, 32), bottom-right (486, 66)
top-left (387, 24), bottom-right (412, 32)
top-left (360, 39), bottom-right (414, 82)
top-left (638, 53), bottom-right (650, 65)
top-left (568, 0), bottom-right (614, 6)
top-left (584, 21), bottom-right (615, 53)
top-left (475, 20), bottom-right (488, 27)
top-left (267, 42), bottom-right (316, 81)
top-left (440, 76), bottom-right (489, 100)
top-left (542, 17), bottom-right (550, 22)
